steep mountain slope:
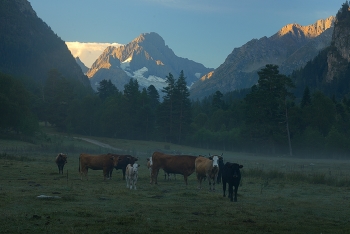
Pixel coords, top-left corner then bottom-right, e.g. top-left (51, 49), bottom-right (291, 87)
top-left (75, 57), bottom-right (89, 74)
top-left (0, 0), bottom-right (90, 87)
top-left (190, 16), bottom-right (335, 100)
top-left (292, 3), bottom-right (350, 98)
top-left (87, 32), bottom-right (213, 91)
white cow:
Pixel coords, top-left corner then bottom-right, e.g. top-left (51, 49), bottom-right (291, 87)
top-left (126, 163), bottom-right (140, 190)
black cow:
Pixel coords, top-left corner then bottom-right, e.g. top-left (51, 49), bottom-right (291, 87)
top-left (55, 153), bottom-right (67, 174)
top-left (216, 157), bottom-right (224, 184)
top-left (222, 162), bottom-right (243, 202)
top-left (109, 154), bottom-right (138, 180)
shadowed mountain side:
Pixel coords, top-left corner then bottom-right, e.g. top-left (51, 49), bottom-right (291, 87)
top-left (75, 57), bottom-right (89, 74)
top-left (0, 0), bottom-right (90, 87)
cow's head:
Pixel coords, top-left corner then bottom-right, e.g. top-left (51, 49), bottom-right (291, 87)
top-left (209, 155), bottom-right (219, 167)
top-left (126, 155), bottom-right (138, 164)
top-left (208, 154), bottom-right (220, 168)
top-left (59, 153), bottom-right (68, 164)
top-left (132, 163), bottom-right (140, 173)
top-left (147, 157), bottom-right (153, 169)
top-left (111, 155), bottom-right (122, 167)
top-left (227, 163), bottom-right (243, 178)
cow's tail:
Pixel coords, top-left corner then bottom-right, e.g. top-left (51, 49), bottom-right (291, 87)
top-left (78, 155), bottom-right (80, 172)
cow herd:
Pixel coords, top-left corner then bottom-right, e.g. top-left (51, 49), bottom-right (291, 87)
top-left (54, 151), bottom-right (243, 202)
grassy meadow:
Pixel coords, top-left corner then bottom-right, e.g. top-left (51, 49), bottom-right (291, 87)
top-left (1, 129), bottom-right (350, 233)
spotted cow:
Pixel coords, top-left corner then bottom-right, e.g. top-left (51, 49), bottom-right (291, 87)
top-left (126, 163), bottom-right (140, 190)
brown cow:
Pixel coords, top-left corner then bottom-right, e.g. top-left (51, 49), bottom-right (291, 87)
top-left (195, 154), bottom-right (222, 191)
top-left (55, 153), bottom-right (67, 174)
top-left (109, 154), bottom-right (138, 180)
top-left (150, 151), bottom-right (197, 185)
top-left (79, 153), bottom-right (120, 180)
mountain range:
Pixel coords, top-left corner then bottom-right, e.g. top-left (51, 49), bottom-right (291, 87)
top-left (1, 0), bottom-right (347, 103)
top-left (190, 16), bottom-right (335, 100)
top-left (71, 16), bottom-right (335, 100)
top-left (85, 32), bottom-right (213, 93)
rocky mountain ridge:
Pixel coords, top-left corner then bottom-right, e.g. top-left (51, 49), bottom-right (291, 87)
top-left (190, 16), bottom-right (335, 100)
top-left (86, 32), bottom-right (213, 92)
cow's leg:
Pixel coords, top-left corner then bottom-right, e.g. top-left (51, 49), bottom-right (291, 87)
top-left (134, 177), bottom-right (137, 190)
top-left (228, 184), bottom-right (234, 202)
top-left (155, 169), bottom-right (159, 184)
top-left (126, 175), bottom-right (129, 188)
top-left (103, 169), bottom-right (108, 180)
top-left (81, 168), bottom-right (88, 181)
top-left (184, 175), bottom-right (188, 186)
top-left (233, 184), bottom-right (238, 202)
top-left (151, 168), bottom-right (159, 184)
top-left (122, 168), bottom-right (126, 180)
top-left (223, 181), bottom-right (226, 197)
top-left (206, 173), bottom-right (212, 191)
top-left (196, 173), bottom-right (201, 189)
top-left (149, 169), bottom-right (152, 184)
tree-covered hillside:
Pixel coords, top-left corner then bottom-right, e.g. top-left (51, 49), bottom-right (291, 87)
top-left (0, 0), bottom-right (90, 87)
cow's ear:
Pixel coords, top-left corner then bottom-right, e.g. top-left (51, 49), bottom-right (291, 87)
top-left (208, 156), bottom-right (213, 160)
top-left (138, 164), bottom-right (140, 167)
top-left (147, 158), bottom-right (150, 161)
top-left (239, 165), bottom-right (243, 168)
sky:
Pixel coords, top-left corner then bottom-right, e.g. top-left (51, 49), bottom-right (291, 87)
top-left (29, 0), bottom-right (345, 69)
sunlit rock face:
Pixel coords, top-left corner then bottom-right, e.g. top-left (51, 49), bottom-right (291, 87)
top-left (85, 32), bottom-right (213, 92)
top-left (66, 42), bottom-right (123, 68)
top-left (190, 16), bottom-right (335, 100)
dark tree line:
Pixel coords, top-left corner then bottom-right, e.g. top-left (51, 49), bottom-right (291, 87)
top-left (2, 65), bottom-right (350, 158)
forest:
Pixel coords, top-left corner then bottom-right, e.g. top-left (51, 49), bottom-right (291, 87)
top-left (2, 62), bottom-right (350, 159)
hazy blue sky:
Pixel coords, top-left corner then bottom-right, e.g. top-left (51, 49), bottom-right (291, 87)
top-left (29, 0), bottom-right (344, 68)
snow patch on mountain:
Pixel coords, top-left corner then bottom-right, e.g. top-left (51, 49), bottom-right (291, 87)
top-left (123, 66), bottom-right (166, 90)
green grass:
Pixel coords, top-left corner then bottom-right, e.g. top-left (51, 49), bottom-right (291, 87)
top-left (0, 129), bottom-right (350, 233)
